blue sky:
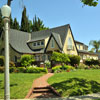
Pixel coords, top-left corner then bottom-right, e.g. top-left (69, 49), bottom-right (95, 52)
top-left (0, 0), bottom-right (100, 49)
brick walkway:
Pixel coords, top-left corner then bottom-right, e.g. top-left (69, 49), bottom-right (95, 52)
top-left (27, 73), bottom-right (59, 99)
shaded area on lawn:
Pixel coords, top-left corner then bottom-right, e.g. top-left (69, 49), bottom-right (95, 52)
top-left (51, 78), bottom-right (100, 97)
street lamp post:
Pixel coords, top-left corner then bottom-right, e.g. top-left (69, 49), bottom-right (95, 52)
top-left (1, 5), bottom-right (11, 100)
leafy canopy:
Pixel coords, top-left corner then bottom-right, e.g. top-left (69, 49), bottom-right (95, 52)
top-left (81, 0), bottom-right (98, 6)
top-left (20, 55), bottom-right (35, 67)
top-left (51, 52), bottom-right (70, 64)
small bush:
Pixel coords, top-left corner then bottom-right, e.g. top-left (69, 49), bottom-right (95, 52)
top-left (26, 66), bottom-right (48, 73)
top-left (9, 61), bottom-right (15, 67)
top-left (17, 67), bottom-right (26, 73)
top-left (9, 67), bottom-right (16, 73)
top-left (52, 65), bottom-right (62, 73)
top-left (62, 64), bottom-right (75, 70)
top-left (90, 65), bottom-right (100, 69)
top-left (85, 59), bottom-right (100, 66)
top-left (0, 67), bottom-right (4, 73)
top-left (78, 63), bottom-right (89, 69)
top-left (0, 56), bottom-right (4, 66)
top-left (69, 55), bottom-right (80, 66)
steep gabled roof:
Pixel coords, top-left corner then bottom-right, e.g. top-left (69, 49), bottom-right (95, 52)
top-left (30, 24), bottom-right (69, 46)
top-left (9, 29), bottom-right (33, 54)
top-left (44, 32), bottom-right (63, 52)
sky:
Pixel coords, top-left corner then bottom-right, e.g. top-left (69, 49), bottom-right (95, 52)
top-left (0, 0), bottom-right (100, 50)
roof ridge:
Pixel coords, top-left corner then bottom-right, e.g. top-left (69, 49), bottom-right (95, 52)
top-left (32, 24), bottom-right (70, 33)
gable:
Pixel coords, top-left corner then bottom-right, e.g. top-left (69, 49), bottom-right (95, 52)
top-left (46, 36), bottom-right (60, 52)
top-left (63, 27), bottom-right (78, 55)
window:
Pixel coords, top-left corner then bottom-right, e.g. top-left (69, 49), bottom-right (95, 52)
top-left (14, 56), bottom-right (17, 62)
top-left (33, 42), bottom-right (36, 46)
top-left (51, 38), bottom-right (55, 48)
top-left (67, 37), bottom-right (73, 50)
top-left (37, 41), bottom-right (40, 46)
top-left (41, 41), bottom-right (44, 45)
top-left (79, 44), bottom-right (80, 50)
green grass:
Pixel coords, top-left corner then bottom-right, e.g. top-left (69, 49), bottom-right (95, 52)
top-left (0, 73), bottom-right (44, 99)
top-left (48, 69), bottom-right (100, 97)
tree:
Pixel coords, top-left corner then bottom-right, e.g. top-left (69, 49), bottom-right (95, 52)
top-left (89, 40), bottom-right (100, 52)
top-left (10, 15), bottom-right (14, 29)
top-left (13, 18), bottom-right (19, 30)
top-left (7, 0), bottom-right (13, 6)
top-left (20, 6), bottom-right (29, 32)
top-left (51, 52), bottom-right (70, 64)
top-left (32, 15), bottom-right (49, 32)
top-left (81, 0), bottom-right (98, 6)
top-left (0, 9), bottom-right (3, 33)
top-left (20, 55), bottom-right (35, 67)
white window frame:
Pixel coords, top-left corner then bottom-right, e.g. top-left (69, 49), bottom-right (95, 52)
top-left (33, 42), bottom-right (37, 46)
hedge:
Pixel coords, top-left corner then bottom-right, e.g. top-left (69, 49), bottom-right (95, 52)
top-left (26, 67), bottom-right (48, 73)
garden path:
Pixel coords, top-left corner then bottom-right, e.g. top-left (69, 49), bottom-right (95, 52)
top-left (25, 73), bottom-right (60, 99)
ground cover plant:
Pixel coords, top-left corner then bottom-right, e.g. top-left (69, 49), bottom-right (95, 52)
top-left (0, 73), bottom-right (43, 99)
top-left (48, 69), bottom-right (100, 97)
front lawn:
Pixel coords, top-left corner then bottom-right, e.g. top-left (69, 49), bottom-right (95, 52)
top-left (48, 69), bottom-right (100, 97)
top-left (0, 73), bottom-right (43, 99)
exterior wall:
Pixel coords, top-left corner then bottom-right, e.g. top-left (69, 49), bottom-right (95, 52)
top-left (45, 37), bottom-right (49, 47)
top-left (63, 28), bottom-right (78, 55)
top-left (79, 52), bottom-right (98, 62)
top-left (9, 46), bottom-right (22, 62)
top-left (76, 43), bottom-right (83, 50)
top-left (46, 37), bottom-right (60, 52)
top-left (76, 43), bottom-right (88, 51)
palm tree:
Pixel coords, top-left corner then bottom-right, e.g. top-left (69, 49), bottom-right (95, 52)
top-left (7, 0), bottom-right (13, 6)
top-left (89, 40), bottom-right (100, 53)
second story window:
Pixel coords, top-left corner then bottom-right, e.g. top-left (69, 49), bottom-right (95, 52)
top-left (67, 37), bottom-right (73, 50)
top-left (51, 38), bottom-right (55, 48)
top-left (33, 42), bottom-right (36, 46)
top-left (41, 41), bottom-right (44, 45)
top-left (37, 41), bottom-right (40, 46)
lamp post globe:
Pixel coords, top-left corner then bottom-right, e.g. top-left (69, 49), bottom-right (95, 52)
top-left (1, 5), bottom-right (11, 100)
top-left (1, 5), bottom-right (11, 18)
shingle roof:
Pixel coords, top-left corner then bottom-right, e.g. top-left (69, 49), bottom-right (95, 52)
top-left (9, 29), bottom-right (33, 54)
top-left (52, 32), bottom-right (63, 50)
top-left (30, 24), bottom-right (69, 46)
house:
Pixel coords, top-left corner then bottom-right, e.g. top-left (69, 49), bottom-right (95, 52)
top-left (0, 24), bottom-right (98, 66)
top-left (75, 40), bottom-right (98, 62)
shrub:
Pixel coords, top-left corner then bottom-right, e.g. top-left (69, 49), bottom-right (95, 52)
top-left (69, 55), bottom-right (80, 66)
top-left (0, 56), bottom-right (4, 66)
top-left (85, 59), bottom-right (100, 66)
top-left (17, 67), bottom-right (26, 73)
top-left (0, 67), bottom-right (4, 73)
top-left (51, 52), bottom-right (70, 64)
top-left (52, 65), bottom-right (62, 73)
top-left (62, 64), bottom-right (75, 71)
top-left (44, 60), bottom-right (51, 68)
top-left (78, 63), bottom-right (89, 69)
top-left (9, 61), bottom-right (15, 67)
top-left (90, 65), bottom-right (100, 69)
top-left (20, 55), bottom-right (35, 67)
top-left (26, 66), bottom-right (48, 73)
top-left (9, 67), bottom-right (16, 73)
